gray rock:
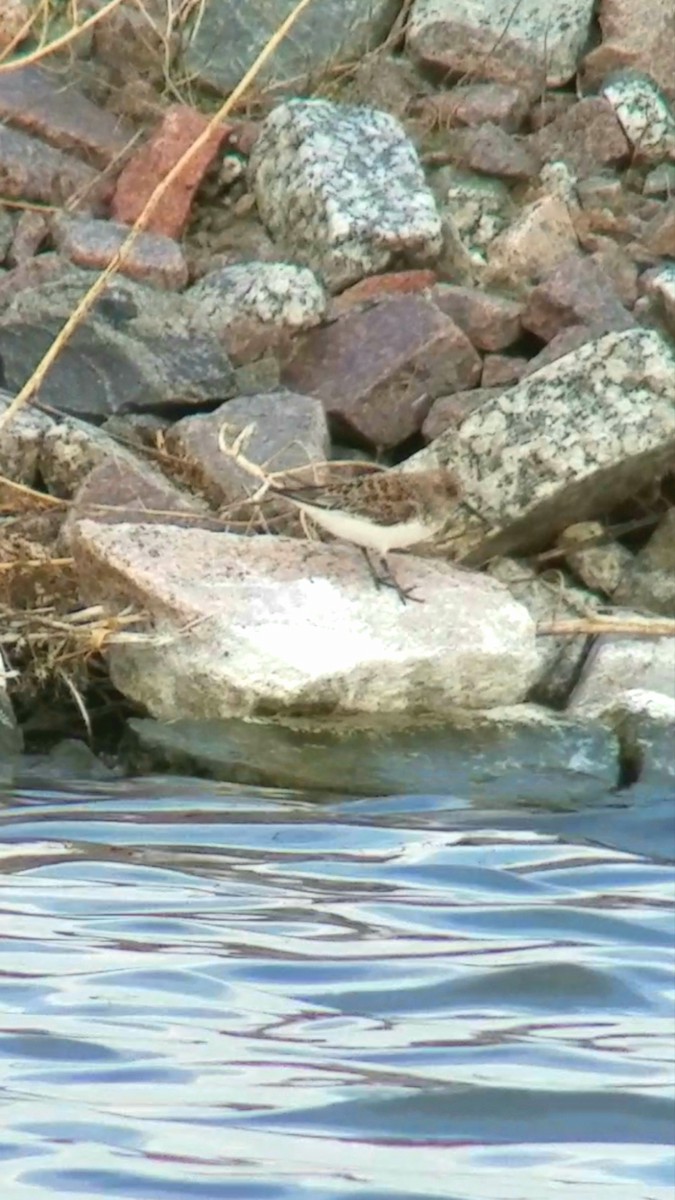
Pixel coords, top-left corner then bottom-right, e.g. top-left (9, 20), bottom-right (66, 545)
top-left (409, 328), bottom-right (675, 563)
top-left (407, 0), bottom-right (596, 90)
top-left (182, 0), bottom-right (401, 95)
top-left (614, 509), bottom-right (675, 616)
top-left (0, 271), bottom-right (237, 420)
top-left (70, 521), bottom-right (539, 720)
top-left (249, 99), bottom-right (442, 290)
top-left (165, 391), bottom-right (330, 508)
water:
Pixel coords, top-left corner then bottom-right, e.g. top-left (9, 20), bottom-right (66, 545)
top-left (0, 777), bottom-right (674, 1200)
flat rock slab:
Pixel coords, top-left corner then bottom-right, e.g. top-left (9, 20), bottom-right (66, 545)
top-left (71, 522), bottom-right (539, 720)
top-left (249, 99), bottom-right (442, 290)
top-left (407, 0), bottom-right (597, 91)
top-left (413, 327), bottom-right (675, 562)
top-left (182, 0), bottom-right (401, 95)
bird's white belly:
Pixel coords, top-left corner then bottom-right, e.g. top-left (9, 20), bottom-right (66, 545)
top-left (295, 502), bottom-right (432, 553)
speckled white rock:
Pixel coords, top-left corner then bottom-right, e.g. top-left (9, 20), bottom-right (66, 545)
top-left (71, 522), bottom-right (539, 719)
top-left (186, 262), bottom-right (327, 333)
top-left (407, 0), bottom-right (597, 90)
top-left (600, 71), bottom-right (675, 162)
top-left (249, 99), bottom-right (443, 291)
top-left (407, 327), bottom-right (675, 562)
top-left (431, 166), bottom-right (512, 260)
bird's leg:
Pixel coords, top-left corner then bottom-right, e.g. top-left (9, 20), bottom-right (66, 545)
top-left (361, 549), bottom-right (422, 604)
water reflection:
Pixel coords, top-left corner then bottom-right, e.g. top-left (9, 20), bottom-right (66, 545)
top-left (0, 779), bottom-right (673, 1199)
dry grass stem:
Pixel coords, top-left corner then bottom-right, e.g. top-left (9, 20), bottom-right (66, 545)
top-left (538, 617), bottom-right (675, 637)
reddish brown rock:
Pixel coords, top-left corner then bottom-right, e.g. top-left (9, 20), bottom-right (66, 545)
top-left (431, 285), bottom-right (523, 351)
top-left (414, 83), bottom-right (530, 132)
top-left (422, 387), bottom-right (502, 442)
top-left (529, 97), bottom-right (630, 177)
top-left (0, 64), bottom-right (135, 169)
top-left (281, 295), bottom-right (482, 450)
top-left (0, 124), bottom-right (110, 210)
top-left (521, 254), bottom-right (634, 342)
top-left (451, 123), bottom-right (540, 181)
top-left (331, 270), bottom-right (438, 316)
top-left (581, 0), bottom-right (675, 104)
top-left (481, 354), bottom-right (527, 387)
top-left (111, 105), bottom-right (230, 238)
top-left (51, 214), bottom-right (188, 290)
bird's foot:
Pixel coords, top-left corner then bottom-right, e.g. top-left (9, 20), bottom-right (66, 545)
top-left (361, 550), bottom-right (423, 604)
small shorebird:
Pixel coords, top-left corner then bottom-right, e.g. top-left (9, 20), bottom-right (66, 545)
top-left (269, 467), bottom-right (459, 602)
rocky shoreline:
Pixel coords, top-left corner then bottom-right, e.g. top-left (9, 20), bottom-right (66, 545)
top-left (0, 0), bottom-right (673, 790)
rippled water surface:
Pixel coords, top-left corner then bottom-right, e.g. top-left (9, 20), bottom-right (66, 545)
top-left (1, 776), bottom-right (674, 1200)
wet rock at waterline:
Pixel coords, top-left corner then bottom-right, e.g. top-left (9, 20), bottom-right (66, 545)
top-left (125, 705), bottom-right (619, 801)
top-left (0, 649), bottom-right (22, 783)
top-left (568, 634), bottom-right (675, 787)
top-left (70, 522), bottom-right (539, 721)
